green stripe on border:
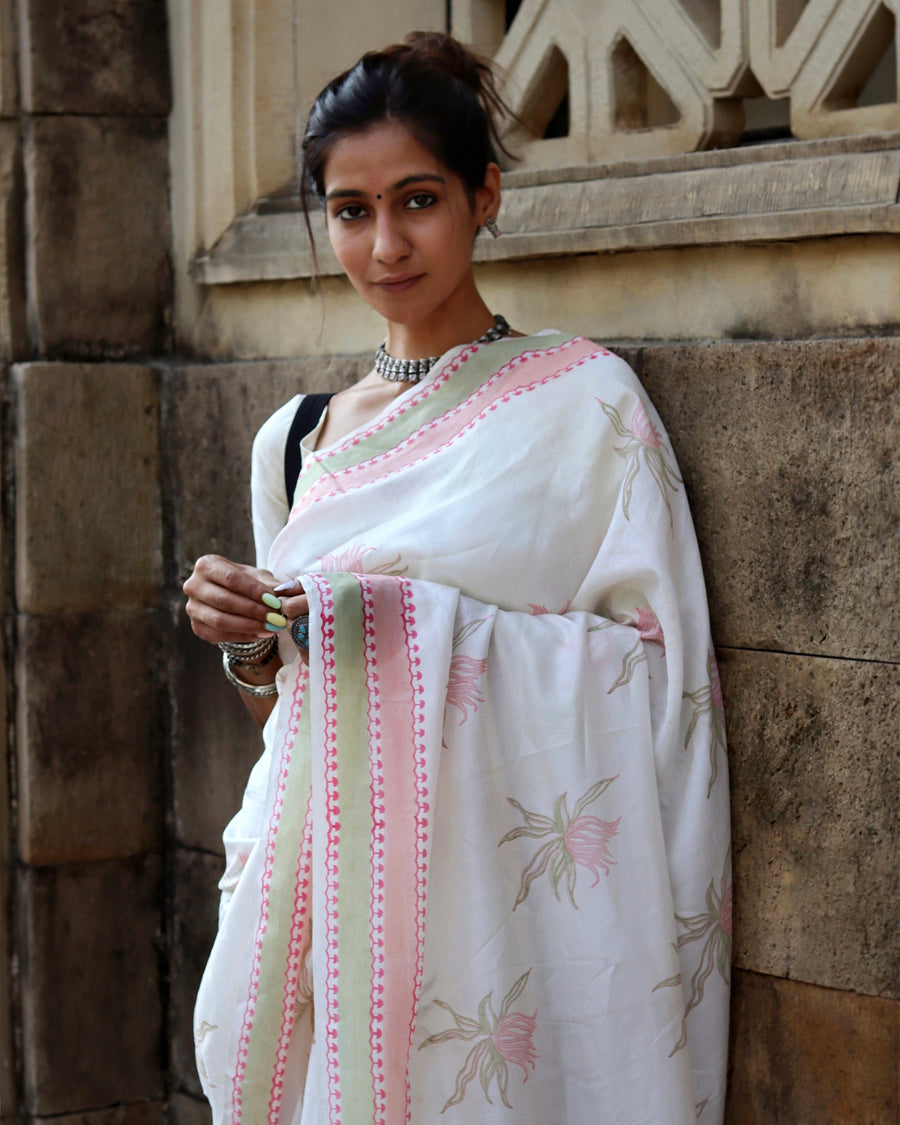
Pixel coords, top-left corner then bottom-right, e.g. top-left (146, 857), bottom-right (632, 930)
top-left (329, 572), bottom-right (378, 1122)
top-left (240, 697), bottom-right (314, 1118)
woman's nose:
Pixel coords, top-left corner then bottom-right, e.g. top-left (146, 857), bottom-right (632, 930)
top-left (372, 215), bottom-right (409, 263)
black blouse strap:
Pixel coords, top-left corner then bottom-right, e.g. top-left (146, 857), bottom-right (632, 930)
top-left (284, 393), bottom-right (334, 508)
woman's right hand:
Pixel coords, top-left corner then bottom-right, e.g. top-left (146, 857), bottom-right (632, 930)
top-left (183, 554), bottom-right (282, 644)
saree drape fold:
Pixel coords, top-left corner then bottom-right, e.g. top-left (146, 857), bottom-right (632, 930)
top-left (195, 334), bottom-right (731, 1124)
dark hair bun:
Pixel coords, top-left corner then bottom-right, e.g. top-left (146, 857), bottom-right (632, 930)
top-left (399, 30), bottom-right (491, 94)
top-left (301, 31), bottom-right (515, 206)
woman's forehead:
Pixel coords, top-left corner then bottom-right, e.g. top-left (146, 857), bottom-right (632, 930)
top-left (322, 121), bottom-right (445, 192)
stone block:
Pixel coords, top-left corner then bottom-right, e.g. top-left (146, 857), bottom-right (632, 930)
top-left (20, 0), bottom-right (169, 116)
top-left (633, 337), bottom-right (900, 663)
top-left (168, 1095), bottom-right (212, 1125)
top-left (169, 608), bottom-right (263, 853)
top-left (720, 648), bottom-right (899, 999)
top-left (28, 1103), bottom-right (167, 1125)
top-left (165, 356), bottom-right (364, 573)
top-left (169, 848), bottom-right (222, 1098)
top-left (0, 0), bottom-right (17, 118)
top-left (16, 610), bottom-right (164, 865)
top-left (24, 116), bottom-right (171, 357)
top-left (0, 121), bottom-right (25, 362)
top-left (0, 562), bottom-right (13, 1114)
top-left (726, 969), bottom-right (899, 1124)
top-left (14, 362), bottom-right (162, 614)
top-left (19, 856), bottom-right (164, 1116)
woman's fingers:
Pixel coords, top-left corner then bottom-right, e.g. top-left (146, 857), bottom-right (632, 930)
top-left (183, 556), bottom-right (319, 648)
top-left (183, 554), bottom-right (282, 642)
top-left (276, 593), bottom-right (310, 621)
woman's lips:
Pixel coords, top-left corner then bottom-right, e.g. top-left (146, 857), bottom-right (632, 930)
top-left (374, 273), bottom-right (424, 293)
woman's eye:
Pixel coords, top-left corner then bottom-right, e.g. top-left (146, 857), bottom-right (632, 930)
top-left (406, 193), bottom-right (436, 211)
top-left (335, 204), bottom-right (366, 222)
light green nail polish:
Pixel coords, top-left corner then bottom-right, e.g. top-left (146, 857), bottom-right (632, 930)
top-left (262, 593), bottom-right (282, 610)
top-left (265, 612), bottom-right (287, 628)
top-left (264, 622), bottom-right (283, 633)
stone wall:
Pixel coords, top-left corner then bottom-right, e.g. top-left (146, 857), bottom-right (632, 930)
top-left (1, 1), bottom-right (172, 1122)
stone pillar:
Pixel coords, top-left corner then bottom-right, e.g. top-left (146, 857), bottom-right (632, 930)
top-left (12, 363), bottom-right (167, 1121)
top-left (19, 0), bottom-right (172, 360)
top-left (4, 2), bottom-right (174, 1122)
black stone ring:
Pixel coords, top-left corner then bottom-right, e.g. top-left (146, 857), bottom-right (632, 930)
top-left (290, 615), bottom-right (310, 652)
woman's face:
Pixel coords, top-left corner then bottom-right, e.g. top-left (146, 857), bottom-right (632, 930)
top-left (322, 121), bottom-right (499, 330)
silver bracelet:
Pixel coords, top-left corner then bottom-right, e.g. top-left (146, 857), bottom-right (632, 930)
top-left (221, 651), bottom-right (279, 697)
top-left (218, 636), bottom-right (276, 665)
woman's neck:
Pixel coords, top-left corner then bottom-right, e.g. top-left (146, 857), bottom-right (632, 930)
top-left (382, 287), bottom-right (496, 360)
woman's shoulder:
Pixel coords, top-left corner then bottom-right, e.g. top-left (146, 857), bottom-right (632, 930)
top-left (526, 330), bottom-right (643, 395)
top-left (252, 394), bottom-right (304, 461)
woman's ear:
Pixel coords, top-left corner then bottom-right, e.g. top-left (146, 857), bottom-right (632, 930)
top-left (476, 162), bottom-right (502, 226)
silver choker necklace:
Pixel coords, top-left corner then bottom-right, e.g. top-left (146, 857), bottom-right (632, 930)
top-left (375, 315), bottom-right (511, 382)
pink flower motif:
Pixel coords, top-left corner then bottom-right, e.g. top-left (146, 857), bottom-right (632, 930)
top-left (420, 970), bottom-right (537, 1111)
top-left (317, 544), bottom-right (372, 572)
top-left (527, 598), bottom-right (572, 616)
top-left (564, 815), bottom-right (621, 885)
top-left (446, 654), bottom-right (487, 722)
top-left (632, 606), bottom-right (665, 652)
top-left (719, 884), bottom-right (733, 938)
top-left (491, 1012), bottom-right (538, 1080)
top-left (631, 401), bottom-right (663, 447)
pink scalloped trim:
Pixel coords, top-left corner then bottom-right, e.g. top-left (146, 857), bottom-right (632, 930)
top-left (267, 793), bottom-right (314, 1123)
top-left (399, 579), bottom-right (429, 1123)
top-left (309, 574), bottom-right (343, 1124)
top-left (359, 577), bottom-right (388, 1119)
top-left (231, 665), bottom-right (308, 1122)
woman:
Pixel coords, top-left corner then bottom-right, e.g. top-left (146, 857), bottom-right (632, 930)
top-left (185, 31), bottom-right (731, 1125)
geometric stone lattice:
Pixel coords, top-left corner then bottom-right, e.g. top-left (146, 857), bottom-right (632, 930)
top-left (469, 0), bottom-right (900, 167)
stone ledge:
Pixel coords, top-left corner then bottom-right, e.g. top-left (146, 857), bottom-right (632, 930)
top-left (194, 132), bottom-right (900, 284)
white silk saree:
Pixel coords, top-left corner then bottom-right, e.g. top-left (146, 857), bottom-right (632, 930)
top-left (195, 333), bottom-right (731, 1124)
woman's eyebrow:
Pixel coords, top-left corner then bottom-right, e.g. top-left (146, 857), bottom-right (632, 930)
top-left (324, 173), bottom-right (446, 202)
top-left (392, 173), bottom-right (446, 191)
top-left (324, 188), bottom-right (366, 202)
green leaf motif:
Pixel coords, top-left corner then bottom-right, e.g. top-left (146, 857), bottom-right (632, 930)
top-left (500, 969), bottom-right (532, 1019)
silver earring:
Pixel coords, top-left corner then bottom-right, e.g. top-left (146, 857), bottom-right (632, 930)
top-left (485, 216), bottom-right (501, 239)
